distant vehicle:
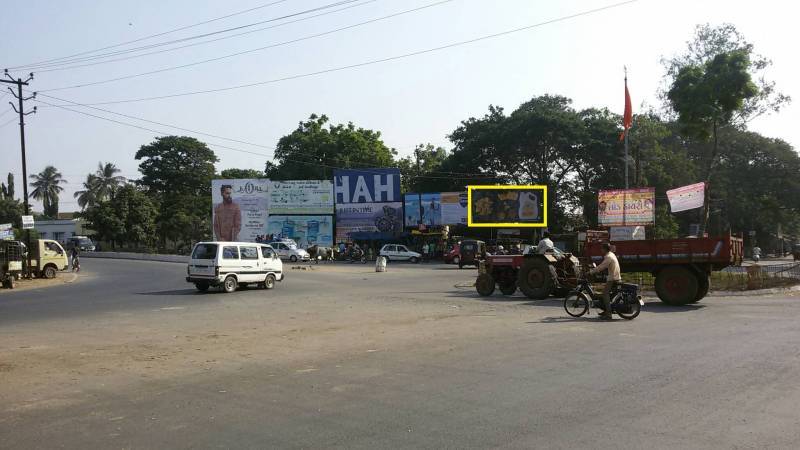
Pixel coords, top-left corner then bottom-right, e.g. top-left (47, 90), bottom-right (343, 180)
top-left (65, 236), bottom-right (95, 252)
top-left (379, 244), bottom-right (421, 263)
top-left (25, 239), bottom-right (69, 279)
top-left (270, 240), bottom-right (310, 262)
top-left (0, 240), bottom-right (24, 288)
top-left (444, 244), bottom-right (461, 265)
top-left (187, 241), bottom-right (284, 293)
top-left (458, 240), bottom-right (486, 269)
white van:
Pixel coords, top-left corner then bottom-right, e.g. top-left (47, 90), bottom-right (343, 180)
top-left (187, 241), bottom-right (284, 293)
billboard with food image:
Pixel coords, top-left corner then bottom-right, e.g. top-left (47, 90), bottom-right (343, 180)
top-left (467, 185), bottom-right (548, 227)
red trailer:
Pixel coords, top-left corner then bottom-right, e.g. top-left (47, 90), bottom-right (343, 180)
top-left (584, 235), bottom-right (744, 305)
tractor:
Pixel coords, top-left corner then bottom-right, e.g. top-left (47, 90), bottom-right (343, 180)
top-left (475, 250), bottom-right (582, 299)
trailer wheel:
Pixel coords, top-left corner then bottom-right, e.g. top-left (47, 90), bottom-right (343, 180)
top-left (518, 258), bottom-right (554, 300)
top-left (655, 266), bottom-right (699, 306)
top-left (694, 274), bottom-right (710, 302)
top-left (475, 273), bottom-right (495, 296)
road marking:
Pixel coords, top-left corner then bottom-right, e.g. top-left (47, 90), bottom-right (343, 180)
top-left (296, 368), bottom-right (318, 374)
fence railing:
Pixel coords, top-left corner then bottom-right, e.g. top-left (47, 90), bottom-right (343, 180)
top-left (623, 263), bottom-right (800, 292)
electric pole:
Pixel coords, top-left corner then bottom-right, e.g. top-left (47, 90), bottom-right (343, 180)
top-left (2, 70), bottom-right (36, 278)
top-left (414, 146), bottom-right (424, 230)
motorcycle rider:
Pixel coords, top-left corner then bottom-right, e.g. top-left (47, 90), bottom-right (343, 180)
top-left (589, 243), bottom-right (620, 320)
top-left (752, 246), bottom-right (762, 263)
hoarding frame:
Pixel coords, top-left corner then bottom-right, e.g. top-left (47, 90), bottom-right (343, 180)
top-left (466, 185), bottom-right (548, 228)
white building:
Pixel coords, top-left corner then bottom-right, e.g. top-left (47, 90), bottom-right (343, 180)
top-left (34, 218), bottom-right (92, 243)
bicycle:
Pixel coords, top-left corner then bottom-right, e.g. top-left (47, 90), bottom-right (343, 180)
top-left (563, 275), bottom-right (643, 320)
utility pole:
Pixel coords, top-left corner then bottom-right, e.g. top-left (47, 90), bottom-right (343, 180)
top-left (414, 147), bottom-right (424, 230)
top-left (2, 70), bottom-right (36, 278)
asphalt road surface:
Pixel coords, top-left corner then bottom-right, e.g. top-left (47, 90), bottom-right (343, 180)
top-left (2, 259), bottom-right (800, 449)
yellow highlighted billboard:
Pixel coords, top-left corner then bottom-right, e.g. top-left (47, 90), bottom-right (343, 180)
top-left (467, 185), bottom-right (548, 227)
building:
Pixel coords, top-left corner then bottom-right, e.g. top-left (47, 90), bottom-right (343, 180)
top-left (34, 218), bottom-right (92, 243)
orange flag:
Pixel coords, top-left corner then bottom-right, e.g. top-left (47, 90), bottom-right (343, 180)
top-left (620, 76), bottom-right (632, 141)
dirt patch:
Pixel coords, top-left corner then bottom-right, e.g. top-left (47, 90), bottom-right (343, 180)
top-left (0, 272), bottom-right (81, 294)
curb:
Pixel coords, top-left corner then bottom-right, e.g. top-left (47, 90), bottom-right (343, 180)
top-left (83, 252), bottom-right (188, 264)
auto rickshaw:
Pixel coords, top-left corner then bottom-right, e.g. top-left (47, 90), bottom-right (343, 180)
top-left (458, 239), bottom-right (486, 269)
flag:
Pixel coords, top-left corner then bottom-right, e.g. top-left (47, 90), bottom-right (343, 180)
top-left (620, 75), bottom-right (632, 141)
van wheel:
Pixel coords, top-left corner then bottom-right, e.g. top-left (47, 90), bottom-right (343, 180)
top-left (43, 265), bottom-right (57, 279)
top-left (290, 255), bottom-right (298, 263)
top-left (264, 274), bottom-right (276, 290)
top-left (195, 282), bottom-right (209, 292)
top-left (223, 276), bottom-right (238, 293)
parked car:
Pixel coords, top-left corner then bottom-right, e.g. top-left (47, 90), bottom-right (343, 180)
top-left (379, 244), bottom-right (421, 263)
top-left (24, 239), bottom-right (70, 278)
top-left (270, 240), bottom-right (310, 262)
top-left (444, 244), bottom-right (461, 265)
top-left (187, 241), bottom-right (284, 293)
top-left (65, 236), bottom-right (96, 252)
top-left (458, 239), bottom-right (486, 269)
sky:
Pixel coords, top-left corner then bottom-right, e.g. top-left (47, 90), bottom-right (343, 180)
top-left (1, 0), bottom-right (797, 213)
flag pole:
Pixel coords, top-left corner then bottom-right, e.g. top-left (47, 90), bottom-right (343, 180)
top-left (624, 67), bottom-right (629, 190)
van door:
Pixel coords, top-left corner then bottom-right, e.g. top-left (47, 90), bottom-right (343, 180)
top-left (261, 246), bottom-right (279, 276)
top-left (239, 246), bottom-right (261, 282)
top-left (219, 245), bottom-right (240, 279)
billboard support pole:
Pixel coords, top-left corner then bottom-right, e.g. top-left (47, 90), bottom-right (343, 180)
top-left (415, 148), bottom-right (423, 230)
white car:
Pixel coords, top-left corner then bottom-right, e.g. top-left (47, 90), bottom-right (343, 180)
top-left (271, 240), bottom-right (310, 262)
top-left (379, 244), bottom-right (421, 263)
top-left (187, 241), bottom-right (284, 293)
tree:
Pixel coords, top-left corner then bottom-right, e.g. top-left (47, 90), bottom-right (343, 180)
top-left (29, 165), bottom-right (66, 218)
top-left (268, 114), bottom-right (397, 180)
top-left (135, 136), bottom-right (218, 248)
top-left (665, 24), bottom-right (790, 233)
top-left (1, 173), bottom-right (15, 200)
top-left (0, 197), bottom-right (23, 227)
top-left (396, 143), bottom-right (451, 193)
top-left (74, 162), bottom-right (127, 210)
top-left (74, 174), bottom-right (100, 209)
top-left (219, 168), bottom-right (267, 179)
top-left (82, 184), bottom-right (158, 250)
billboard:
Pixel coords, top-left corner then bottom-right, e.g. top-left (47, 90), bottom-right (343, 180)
top-left (212, 179), bottom-right (270, 242)
top-left (266, 215), bottom-right (333, 248)
top-left (404, 192), bottom-right (468, 227)
top-left (0, 223), bottom-right (12, 240)
top-left (467, 185), bottom-right (547, 227)
top-left (269, 180), bottom-right (334, 215)
top-left (334, 168), bottom-right (402, 241)
top-left (598, 188), bottom-right (655, 226)
top-left (441, 192), bottom-right (468, 226)
top-left (667, 182), bottom-right (705, 213)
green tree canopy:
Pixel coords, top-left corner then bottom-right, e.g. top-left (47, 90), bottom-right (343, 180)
top-left (219, 168), bottom-right (267, 179)
top-left (29, 165), bottom-right (66, 218)
top-left (268, 114), bottom-right (397, 180)
top-left (82, 184), bottom-right (158, 250)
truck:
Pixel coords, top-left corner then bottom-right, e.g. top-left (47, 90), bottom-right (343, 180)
top-left (24, 239), bottom-right (70, 278)
top-left (476, 232), bottom-right (743, 306)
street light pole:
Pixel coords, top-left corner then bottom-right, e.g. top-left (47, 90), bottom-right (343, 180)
top-left (1, 70), bottom-right (36, 278)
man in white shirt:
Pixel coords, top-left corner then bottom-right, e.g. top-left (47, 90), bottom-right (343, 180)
top-left (590, 243), bottom-right (621, 320)
top-left (536, 231), bottom-right (554, 254)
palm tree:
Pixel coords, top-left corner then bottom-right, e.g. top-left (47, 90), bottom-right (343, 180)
top-left (29, 166), bottom-right (67, 218)
top-left (74, 174), bottom-right (100, 209)
top-left (94, 162), bottom-right (126, 200)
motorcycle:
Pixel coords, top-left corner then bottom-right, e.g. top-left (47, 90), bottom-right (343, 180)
top-left (563, 273), bottom-right (643, 320)
top-left (347, 248), bottom-right (367, 264)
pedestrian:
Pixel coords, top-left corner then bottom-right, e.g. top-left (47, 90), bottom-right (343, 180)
top-left (70, 246), bottom-right (81, 272)
top-left (422, 242), bottom-right (429, 263)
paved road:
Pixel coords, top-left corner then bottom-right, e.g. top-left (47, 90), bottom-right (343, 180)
top-left (2, 259), bottom-right (800, 449)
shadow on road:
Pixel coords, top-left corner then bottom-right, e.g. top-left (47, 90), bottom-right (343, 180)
top-left (137, 289), bottom-right (203, 296)
top-left (643, 302), bottom-right (706, 313)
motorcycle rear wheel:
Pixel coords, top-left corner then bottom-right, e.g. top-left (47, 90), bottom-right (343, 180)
top-left (615, 294), bottom-right (641, 320)
top-left (563, 291), bottom-right (589, 317)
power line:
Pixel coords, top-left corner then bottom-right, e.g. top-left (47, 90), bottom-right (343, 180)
top-left (48, 0), bottom-right (640, 106)
top-left (39, 0), bottom-right (451, 92)
top-left (0, 117), bottom-right (18, 129)
top-left (7, 0), bottom-right (292, 69)
top-left (14, 0), bottom-right (364, 71)
top-left (25, 0), bottom-right (379, 75)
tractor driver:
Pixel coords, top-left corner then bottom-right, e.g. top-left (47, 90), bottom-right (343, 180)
top-left (536, 231), bottom-right (554, 254)
top-left (589, 242), bottom-right (621, 320)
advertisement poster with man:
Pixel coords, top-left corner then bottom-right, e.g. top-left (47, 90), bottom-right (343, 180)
top-left (266, 216), bottom-right (333, 248)
top-left (334, 168), bottom-right (402, 241)
top-left (211, 179), bottom-right (270, 242)
top-left (467, 186), bottom-right (547, 227)
top-left (598, 188), bottom-right (655, 226)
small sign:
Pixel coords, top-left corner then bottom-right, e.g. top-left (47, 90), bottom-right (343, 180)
top-left (21, 215), bottom-right (34, 230)
top-left (610, 226), bottom-right (646, 241)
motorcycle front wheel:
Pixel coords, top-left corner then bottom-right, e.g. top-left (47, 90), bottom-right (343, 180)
top-left (563, 291), bottom-right (589, 317)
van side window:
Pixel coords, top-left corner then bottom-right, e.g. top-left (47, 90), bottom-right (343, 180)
top-left (261, 247), bottom-right (275, 259)
top-left (222, 246), bottom-right (239, 259)
top-left (240, 247), bottom-right (259, 260)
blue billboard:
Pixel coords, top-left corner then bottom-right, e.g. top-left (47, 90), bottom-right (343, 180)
top-left (334, 168), bottom-right (401, 204)
top-left (334, 168), bottom-right (402, 242)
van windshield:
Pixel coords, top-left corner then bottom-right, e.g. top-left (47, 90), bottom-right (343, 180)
top-left (192, 244), bottom-right (218, 260)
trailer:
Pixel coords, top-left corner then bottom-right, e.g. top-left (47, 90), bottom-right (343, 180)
top-left (584, 235), bottom-right (744, 305)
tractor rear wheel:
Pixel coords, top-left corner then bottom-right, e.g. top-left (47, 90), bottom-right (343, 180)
top-left (655, 266), bottom-right (699, 306)
top-left (517, 258), bottom-right (554, 300)
top-left (475, 273), bottom-right (495, 296)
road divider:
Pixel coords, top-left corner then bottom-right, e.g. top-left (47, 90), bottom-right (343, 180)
top-left (82, 252), bottom-right (188, 264)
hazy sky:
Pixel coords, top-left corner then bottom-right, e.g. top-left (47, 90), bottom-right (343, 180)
top-left (1, 0), bottom-right (796, 212)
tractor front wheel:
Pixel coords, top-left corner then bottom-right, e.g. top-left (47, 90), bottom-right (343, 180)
top-left (475, 273), bottom-right (496, 297)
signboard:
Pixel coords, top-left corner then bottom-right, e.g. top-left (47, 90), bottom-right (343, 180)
top-left (266, 215), bottom-right (333, 248)
top-left (211, 179), bottom-right (270, 242)
top-left (598, 188), bottom-right (655, 226)
top-left (441, 192), bottom-right (467, 225)
top-left (610, 226), bottom-right (646, 241)
top-left (667, 182), bottom-right (705, 213)
top-left (467, 185), bottom-right (547, 227)
top-left (269, 180), bottom-right (334, 215)
top-left (334, 168), bottom-right (402, 241)
top-left (21, 215), bottom-right (34, 230)
top-left (0, 223), bottom-right (13, 240)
